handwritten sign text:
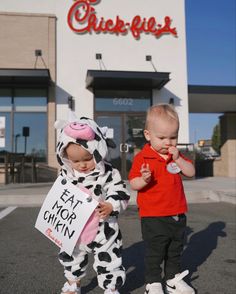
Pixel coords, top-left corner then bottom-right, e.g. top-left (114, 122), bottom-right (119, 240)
top-left (35, 176), bottom-right (98, 255)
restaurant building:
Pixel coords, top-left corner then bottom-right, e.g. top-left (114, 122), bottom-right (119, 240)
top-left (0, 0), bottom-right (235, 181)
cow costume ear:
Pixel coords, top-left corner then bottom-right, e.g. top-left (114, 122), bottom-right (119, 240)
top-left (99, 126), bottom-right (116, 148)
top-left (106, 138), bottom-right (116, 149)
top-left (100, 126), bottom-right (108, 136)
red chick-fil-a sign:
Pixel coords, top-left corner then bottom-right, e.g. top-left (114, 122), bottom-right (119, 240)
top-left (67, 0), bottom-right (177, 40)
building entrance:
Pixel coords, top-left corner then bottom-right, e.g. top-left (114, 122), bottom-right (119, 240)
top-left (94, 89), bottom-right (151, 179)
top-left (96, 113), bottom-right (146, 179)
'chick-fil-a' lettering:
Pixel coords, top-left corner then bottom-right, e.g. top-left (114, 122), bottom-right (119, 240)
top-left (67, 0), bottom-right (177, 40)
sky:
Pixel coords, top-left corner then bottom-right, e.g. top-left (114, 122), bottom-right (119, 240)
top-left (185, 0), bottom-right (236, 143)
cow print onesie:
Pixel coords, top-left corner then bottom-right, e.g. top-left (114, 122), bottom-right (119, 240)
top-left (55, 115), bottom-right (130, 291)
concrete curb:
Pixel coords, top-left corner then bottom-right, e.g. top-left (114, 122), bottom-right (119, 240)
top-left (0, 177), bottom-right (235, 207)
top-left (186, 190), bottom-right (236, 205)
top-left (0, 190), bottom-right (235, 207)
top-left (208, 190), bottom-right (236, 205)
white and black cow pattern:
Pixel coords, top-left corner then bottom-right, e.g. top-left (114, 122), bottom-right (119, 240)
top-left (55, 115), bottom-right (130, 291)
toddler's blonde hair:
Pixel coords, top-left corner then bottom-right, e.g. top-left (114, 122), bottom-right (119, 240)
top-left (145, 103), bottom-right (179, 130)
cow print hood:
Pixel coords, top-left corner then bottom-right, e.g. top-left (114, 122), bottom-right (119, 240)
top-left (55, 112), bottom-right (111, 176)
top-left (55, 111), bottom-right (130, 219)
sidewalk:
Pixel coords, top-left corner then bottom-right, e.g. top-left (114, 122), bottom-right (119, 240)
top-left (0, 177), bottom-right (235, 207)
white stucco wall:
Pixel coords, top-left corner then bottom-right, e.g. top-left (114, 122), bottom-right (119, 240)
top-left (0, 0), bottom-right (189, 143)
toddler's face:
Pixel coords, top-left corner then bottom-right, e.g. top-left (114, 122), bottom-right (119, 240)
top-left (65, 143), bottom-right (95, 173)
top-left (144, 118), bottom-right (179, 155)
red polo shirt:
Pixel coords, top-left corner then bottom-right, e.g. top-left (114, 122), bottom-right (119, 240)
top-left (129, 143), bottom-right (189, 217)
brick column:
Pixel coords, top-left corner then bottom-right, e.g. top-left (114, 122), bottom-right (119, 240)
top-left (214, 113), bottom-right (236, 177)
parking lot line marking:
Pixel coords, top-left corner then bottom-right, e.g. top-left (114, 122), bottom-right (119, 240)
top-left (0, 206), bottom-right (17, 220)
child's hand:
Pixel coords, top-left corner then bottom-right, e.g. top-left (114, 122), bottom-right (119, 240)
top-left (96, 202), bottom-right (113, 219)
top-left (168, 146), bottom-right (180, 161)
top-left (140, 163), bottom-right (152, 183)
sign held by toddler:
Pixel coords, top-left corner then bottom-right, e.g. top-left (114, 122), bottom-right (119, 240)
top-left (35, 176), bottom-right (98, 255)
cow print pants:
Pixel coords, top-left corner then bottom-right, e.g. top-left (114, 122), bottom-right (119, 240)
top-left (58, 219), bottom-right (126, 290)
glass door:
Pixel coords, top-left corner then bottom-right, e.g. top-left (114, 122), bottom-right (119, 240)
top-left (124, 114), bottom-right (146, 178)
top-left (96, 115), bottom-right (123, 175)
top-left (96, 114), bottom-right (146, 179)
top-left (95, 90), bottom-right (150, 178)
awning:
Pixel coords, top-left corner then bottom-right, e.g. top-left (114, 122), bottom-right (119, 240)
top-left (86, 70), bottom-right (170, 92)
top-left (188, 85), bottom-right (236, 113)
top-left (0, 69), bottom-right (51, 86)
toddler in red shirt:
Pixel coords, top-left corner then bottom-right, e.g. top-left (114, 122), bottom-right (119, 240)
top-left (129, 104), bottom-right (195, 294)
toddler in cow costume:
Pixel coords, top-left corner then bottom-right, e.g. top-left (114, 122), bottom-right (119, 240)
top-left (55, 113), bottom-right (130, 294)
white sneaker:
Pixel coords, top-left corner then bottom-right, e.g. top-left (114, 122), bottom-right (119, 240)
top-left (61, 281), bottom-right (81, 294)
top-left (165, 270), bottom-right (195, 294)
top-left (145, 282), bottom-right (164, 294)
top-left (104, 289), bottom-right (120, 294)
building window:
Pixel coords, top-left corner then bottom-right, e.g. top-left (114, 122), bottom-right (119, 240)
top-left (0, 88), bottom-right (47, 162)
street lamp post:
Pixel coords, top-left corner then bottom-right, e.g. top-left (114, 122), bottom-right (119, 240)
top-left (22, 127), bottom-right (30, 155)
top-left (15, 134), bottom-right (20, 153)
